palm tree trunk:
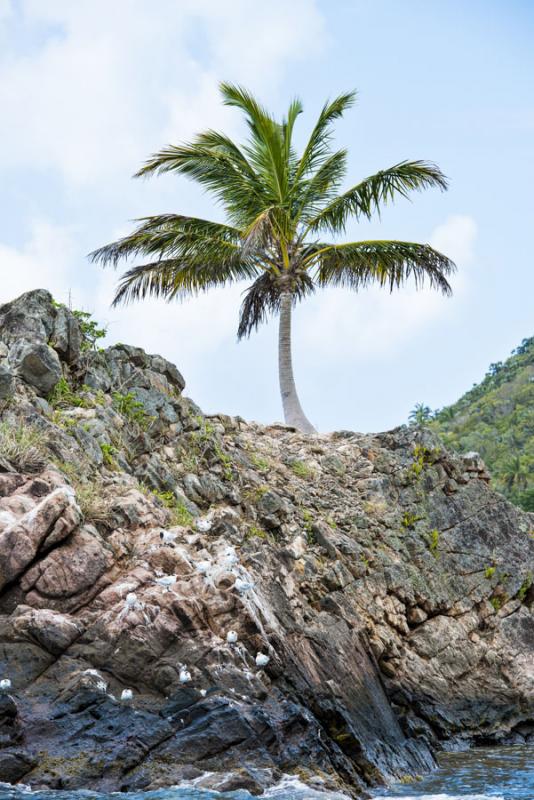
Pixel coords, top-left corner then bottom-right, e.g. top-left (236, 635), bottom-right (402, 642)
top-left (278, 292), bottom-right (316, 433)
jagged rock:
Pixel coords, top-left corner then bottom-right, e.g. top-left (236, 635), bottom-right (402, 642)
top-left (12, 342), bottom-right (62, 395)
top-left (0, 290), bottom-right (532, 796)
top-left (0, 365), bottom-right (14, 401)
top-left (0, 486), bottom-right (82, 591)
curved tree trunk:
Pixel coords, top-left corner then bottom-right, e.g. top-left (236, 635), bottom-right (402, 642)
top-left (278, 292), bottom-right (316, 433)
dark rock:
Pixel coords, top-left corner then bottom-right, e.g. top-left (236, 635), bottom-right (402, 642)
top-left (0, 365), bottom-right (14, 401)
top-left (14, 343), bottom-right (62, 395)
top-left (0, 751), bottom-right (36, 782)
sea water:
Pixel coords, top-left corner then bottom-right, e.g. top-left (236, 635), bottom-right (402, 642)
top-left (0, 746), bottom-right (532, 800)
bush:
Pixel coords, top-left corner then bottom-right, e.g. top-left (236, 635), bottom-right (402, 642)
top-left (0, 420), bottom-right (49, 472)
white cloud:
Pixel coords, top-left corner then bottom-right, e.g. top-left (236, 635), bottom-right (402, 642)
top-left (430, 214), bottom-right (477, 265)
top-left (0, 222), bottom-right (79, 305)
top-left (0, 0), bottom-right (324, 186)
top-left (298, 215), bottom-right (477, 361)
top-left (0, 0), bottom-right (12, 21)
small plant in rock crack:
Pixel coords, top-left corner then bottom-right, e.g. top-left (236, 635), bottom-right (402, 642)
top-left (426, 528), bottom-right (440, 558)
top-left (100, 442), bottom-right (118, 469)
top-left (290, 459), bottom-right (315, 479)
top-left (150, 488), bottom-right (194, 527)
top-left (0, 419), bottom-right (49, 472)
top-left (48, 377), bottom-right (93, 409)
top-left (401, 511), bottom-right (425, 529)
top-left (484, 566), bottom-right (497, 579)
top-left (517, 573), bottom-right (533, 602)
top-left (112, 391), bottom-right (154, 430)
top-left (301, 507), bottom-right (316, 544)
top-left (409, 443), bottom-right (441, 479)
top-left (249, 453), bottom-right (271, 474)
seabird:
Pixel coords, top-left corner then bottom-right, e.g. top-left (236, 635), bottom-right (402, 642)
top-left (255, 653), bottom-right (270, 668)
top-left (179, 667), bottom-right (192, 684)
top-left (0, 678), bottom-right (11, 693)
top-left (234, 577), bottom-right (254, 594)
top-left (222, 547), bottom-right (239, 568)
top-left (121, 688), bottom-right (133, 703)
top-left (125, 592), bottom-right (139, 607)
top-left (200, 689), bottom-right (207, 697)
top-left (226, 630), bottom-right (238, 644)
top-left (160, 530), bottom-right (178, 546)
top-left (155, 575), bottom-right (177, 592)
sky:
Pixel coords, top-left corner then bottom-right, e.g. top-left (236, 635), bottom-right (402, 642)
top-left (0, 0), bottom-right (533, 432)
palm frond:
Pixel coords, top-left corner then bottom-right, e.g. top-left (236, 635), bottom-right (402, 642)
top-left (237, 270), bottom-right (315, 339)
top-left (315, 240), bottom-right (455, 295)
top-left (89, 215), bottom-right (242, 267)
top-left (220, 82), bottom-right (289, 203)
top-left (307, 161), bottom-right (448, 234)
top-left (112, 253), bottom-right (259, 307)
top-left (294, 91), bottom-right (356, 182)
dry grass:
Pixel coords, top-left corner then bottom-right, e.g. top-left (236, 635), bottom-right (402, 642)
top-left (0, 419), bottom-right (49, 473)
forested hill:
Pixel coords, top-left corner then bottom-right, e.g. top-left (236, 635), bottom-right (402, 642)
top-left (431, 336), bottom-right (534, 511)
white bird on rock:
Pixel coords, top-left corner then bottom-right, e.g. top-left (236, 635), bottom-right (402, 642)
top-left (222, 547), bottom-right (239, 568)
top-left (0, 679), bottom-right (12, 693)
top-left (179, 667), bottom-right (192, 684)
top-left (255, 653), bottom-right (270, 668)
top-left (121, 688), bottom-right (133, 703)
top-left (155, 575), bottom-right (177, 592)
top-left (226, 630), bottom-right (238, 644)
top-left (125, 592), bottom-right (139, 607)
top-left (234, 577), bottom-right (254, 594)
top-left (160, 530), bottom-right (178, 546)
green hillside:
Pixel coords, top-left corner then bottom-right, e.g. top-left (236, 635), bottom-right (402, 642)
top-left (428, 336), bottom-right (534, 511)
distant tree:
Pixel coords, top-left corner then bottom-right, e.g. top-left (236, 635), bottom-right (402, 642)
top-left (436, 406), bottom-right (455, 422)
top-left (502, 455), bottom-right (529, 493)
top-left (91, 84), bottom-right (455, 433)
top-left (409, 403), bottom-right (434, 427)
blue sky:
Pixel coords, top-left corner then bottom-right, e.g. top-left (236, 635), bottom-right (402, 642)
top-left (0, 0), bottom-right (532, 432)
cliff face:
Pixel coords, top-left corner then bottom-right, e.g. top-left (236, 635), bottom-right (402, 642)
top-left (0, 290), bottom-right (532, 797)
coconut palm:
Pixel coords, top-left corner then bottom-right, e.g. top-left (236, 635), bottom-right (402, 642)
top-left (91, 84), bottom-right (455, 433)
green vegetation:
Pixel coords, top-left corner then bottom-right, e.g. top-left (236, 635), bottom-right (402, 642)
top-left (0, 419), bottom-right (48, 472)
top-left (430, 336), bottom-right (534, 511)
top-left (48, 377), bottom-right (93, 409)
top-left (401, 511), bottom-right (424, 529)
top-left (249, 453), bottom-right (270, 473)
top-left (517, 573), bottom-right (532, 602)
top-left (99, 442), bottom-right (117, 468)
top-left (150, 488), bottom-right (194, 527)
top-left (112, 391), bottom-right (154, 430)
top-left (72, 309), bottom-right (107, 352)
top-left (290, 459), bottom-right (315, 479)
top-left (52, 300), bottom-right (106, 352)
top-left (91, 83), bottom-right (454, 433)
top-left (485, 566), bottom-right (497, 579)
top-left (410, 443), bottom-right (440, 478)
top-left (427, 528), bottom-right (440, 558)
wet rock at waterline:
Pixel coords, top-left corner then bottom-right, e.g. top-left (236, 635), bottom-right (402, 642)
top-left (0, 290), bottom-right (532, 797)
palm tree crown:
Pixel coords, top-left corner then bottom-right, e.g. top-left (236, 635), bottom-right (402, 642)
top-left (91, 84), bottom-right (455, 433)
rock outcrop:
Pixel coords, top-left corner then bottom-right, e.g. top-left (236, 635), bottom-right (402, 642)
top-left (0, 290), bottom-right (532, 796)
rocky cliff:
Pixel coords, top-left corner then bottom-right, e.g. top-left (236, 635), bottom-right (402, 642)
top-left (0, 289), bottom-right (532, 797)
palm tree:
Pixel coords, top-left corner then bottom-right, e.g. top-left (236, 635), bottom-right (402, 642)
top-left (91, 84), bottom-right (455, 433)
top-left (409, 403), bottom-right (434, 427)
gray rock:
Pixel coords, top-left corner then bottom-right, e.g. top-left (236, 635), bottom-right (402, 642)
top-left (0, 364), bottom-right (14, 400)
top-left (14, 342), bottom-right (62, 395)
